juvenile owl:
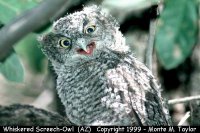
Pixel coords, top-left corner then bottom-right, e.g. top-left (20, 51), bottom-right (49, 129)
top-left (39, 5), bottom-right (171, 125)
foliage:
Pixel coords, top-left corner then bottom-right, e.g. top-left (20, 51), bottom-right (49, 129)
top-left (155, 0), bottom-right (198, 69)
top-left (0, 53), bottom-right (24, 82)
top-left (15, 34), bottom-right (45, 73)
top-left (0, 0), bottom-right (42, 23)
top-left (0, 0), bottom-right (44, 82)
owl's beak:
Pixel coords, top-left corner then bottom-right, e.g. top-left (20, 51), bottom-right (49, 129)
top-left (79, 43), bottom-right (88, 52)
top-left (76, 42), bottom-right (96, 55)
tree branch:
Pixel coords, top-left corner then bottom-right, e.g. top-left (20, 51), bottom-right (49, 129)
top-left (168, 95), bottom-right (200, 105)
top-left (0, 0), bottom-right (83, 61)
top-left (0, 104), bottom-right (73, 126)
top-left (145, 19), bottom-right (157, 71)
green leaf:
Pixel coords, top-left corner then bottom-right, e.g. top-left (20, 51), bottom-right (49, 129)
top-left (0, 0), bottom-right (42, 23)
top-left (155, 0), bottom-right (198, 69)
top-left (14, 34), bottom-right (45, 72)
top-left (0, 53), bottom-right (24, 82)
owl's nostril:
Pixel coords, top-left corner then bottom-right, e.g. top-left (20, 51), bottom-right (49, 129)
top-left (76, 42), bottom-right (96, 55)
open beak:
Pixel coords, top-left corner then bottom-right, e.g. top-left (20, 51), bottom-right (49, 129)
top-left (76, 41), bottom-right (96, 55)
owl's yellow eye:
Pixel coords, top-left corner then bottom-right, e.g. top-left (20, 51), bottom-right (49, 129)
top-left (85, 25), bottom-right (96, 34)
top-left (58, 38), bottom-right (72, 48)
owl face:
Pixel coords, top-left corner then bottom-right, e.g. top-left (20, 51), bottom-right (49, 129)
top-left (39, 5), bottom-right (127, 67)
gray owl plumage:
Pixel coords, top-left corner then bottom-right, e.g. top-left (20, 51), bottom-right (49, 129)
top-left (39, 5), bottom-right (171, 125)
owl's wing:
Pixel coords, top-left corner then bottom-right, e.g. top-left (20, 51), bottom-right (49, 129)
top-left (105, 55), bottom-right (171, 126)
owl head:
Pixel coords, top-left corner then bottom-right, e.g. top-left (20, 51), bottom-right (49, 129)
top-left (38, 5), bottom-right (129, 68)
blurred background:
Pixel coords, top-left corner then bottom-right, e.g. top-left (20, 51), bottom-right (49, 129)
top-left (0, 0), bottom-right (199, 125)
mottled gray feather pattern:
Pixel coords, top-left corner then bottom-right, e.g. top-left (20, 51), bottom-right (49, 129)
top-left (38, 5), bottom-right (171, 125)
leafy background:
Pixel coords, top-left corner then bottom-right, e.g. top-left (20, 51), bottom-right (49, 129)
top-left (0, 0), bottom-right (199, 125)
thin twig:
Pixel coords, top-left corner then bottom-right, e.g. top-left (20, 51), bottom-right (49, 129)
top-left (178, 111), bottom-right (190, 126)
top-left (168, 95), bottom-right (200, 105)
top-left (145, 19), bottom-right (157, 71)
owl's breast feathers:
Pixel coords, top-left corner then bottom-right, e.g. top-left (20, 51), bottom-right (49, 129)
top-left (104, 53), bottom-right (171, 125)
top-left (56, 52), bottom-right (171, 125)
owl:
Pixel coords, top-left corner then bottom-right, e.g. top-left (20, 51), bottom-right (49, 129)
top-left (38, 5), bottom-right (171, 126)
